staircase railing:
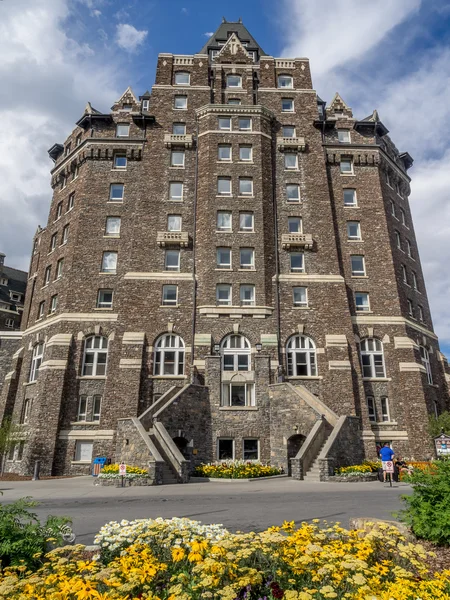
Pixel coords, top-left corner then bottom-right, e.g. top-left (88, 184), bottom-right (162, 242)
top-left (153, 420), bottom-right (190, 482)
top-left (138, 385), bottom-right (181, 429)
top-left (291, 416), bottom-right (330, 479)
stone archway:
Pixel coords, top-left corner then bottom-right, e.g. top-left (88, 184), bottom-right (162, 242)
top-left (287, 434), bottom-right (306, 476)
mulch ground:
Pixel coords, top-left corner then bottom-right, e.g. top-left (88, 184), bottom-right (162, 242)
top-left (422, 540), bottom-right (450, 573)
top-left (0, 474), bottom-right (74, 481)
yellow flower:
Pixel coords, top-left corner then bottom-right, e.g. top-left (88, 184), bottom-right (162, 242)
top-left (171, 547), bottom-right (185, 562)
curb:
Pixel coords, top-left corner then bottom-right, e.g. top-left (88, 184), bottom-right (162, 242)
top-left (189, 474), bottom-right (288, 483)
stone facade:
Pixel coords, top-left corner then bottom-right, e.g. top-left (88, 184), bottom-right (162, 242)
top-left (1, 20), bottom-right (449, 477)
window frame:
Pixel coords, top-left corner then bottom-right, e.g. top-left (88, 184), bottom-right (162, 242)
top-left (217, 438), bottom-right (235, 460)
top-left (380, 397), bottom-right (390, 422)
top-left (340, 159), bottom-right (354, 175)
top-left (113, 154), bottom-right (127, 169)
top-left (221, 334), bottom-right (251, 372)
top-left (97, 289), bottom-right (113, 309)
top-left (116, 123), bottom-right (130, 138)
top-left (281, 98), bottom-right (294, 112)
top-left (351, 255), bottom-right (366, 277)
top-left (239, 212), bottom-right (254, 232)
top-left (290, 251), bottom-right (305, 273)
top-left (293, 286), bottom-right (308, 307)
top-left (218, 144), bottom-right (232, 162)
top-left (77, 396), bottom-right (88, 421)
top-left (67, 192), bottom-right (75, 211)
top-left (105, 216), bottom-right (121, 237)
top-left (172, 122), bottom-right (186, 135)
top-left (347, 221), bottom-right (361, 240)
top-left (343, 189), bottom-right (357, 207)
top-left (355, 292), bottom-right (370, 312)
top-left (217, 211), bottom-right (232, 232)
top-left (286, 183), bottom-right (300, 203)
top-left (217, 177), bottom-right (232, 196)
top-left (243, 438), bottom-right (259, 461)
top-left (50, 294), bottom-right (58, 313)
top-left (360, 338), bottom-right (386, 379)
top-left (238, 117), bottom-right (252, 131)
top-left (239, 145), bottom-right (252, 162)
top-left (154, 333), bottom-right (185, 376)
top-left (109, 183), bottom-right (124, 202)
top-left (420, 346), bottom-right (433, 385)
top-left (216, 284), bottom-right (232, 306)
top-left (82, 335), bottom-right (108, 377)
top-left (165, 249), bottom-right (180, 272)
top-left (174, 95), bottom-right (187, 110)
top-left (174, 71), bottom-right (190, 86)
top-left (171, 150), bottom-right (185, 168)
top-left (278, 74), bottom-right (293, 89)
top-left (29, 342), bottom-right (44, 383)
top-left (162, 284), bottom-right (178, 306)
top-left (240, 284), bottom-right (255, 306)
top-left (284, 153), bottom-right (298, 170)
top-left (226, 74), bottom-right (242, 88)
top-left (286, 335), bottom-right (317, 377)
top-left (74, 440), bottom-right (94, 463)
top-left (367, 396), bottom-right (377, 422)
top-left (169, 181), bottom-right (183, 201)
top-left (239, 247), bottom-right (255, 270)
top-left (337, 130), bottom-right (351, 143)
top-left (216, 247), bottom-right (232, 270)
top-left (101, 251), bottom-right (118, 274)
top-left (218, 117), bottom-right (232, 131)
top-left (239, 177), bottom-right (253, 196)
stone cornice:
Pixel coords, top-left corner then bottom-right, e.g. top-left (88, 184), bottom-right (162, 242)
top-left (352, 315), bottom-right (438, 340)
top-left (196, 103), bottom-right (275, 120)
top-left (23, 312), bottom-right (118, 336)
top-left (0, 330), bottom-right (22, 340)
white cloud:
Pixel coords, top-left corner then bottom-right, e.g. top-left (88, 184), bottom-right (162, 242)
top-left (91, 9), bottom-right (101, 18)
top-left (279, 0), bottom-right (450, 351)
top-left (0, 0), bottom-right (119, 269)
top-left (116, 23), bottom-right (148, 52)
top-left (181, 7), bottom-right (188, 14)
top-left (204, 32), bottom-right (214, 37)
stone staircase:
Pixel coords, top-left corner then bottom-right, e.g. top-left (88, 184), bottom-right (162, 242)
top-left (302, 438), bottom-right (329, 481)
top-left (148, 427), bottom-right (179, 484)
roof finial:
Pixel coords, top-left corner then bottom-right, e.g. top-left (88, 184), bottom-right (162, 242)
top-left (222, 16), bottom-right (227, 23)
top-left (238, 16), bottom-right (242, 23)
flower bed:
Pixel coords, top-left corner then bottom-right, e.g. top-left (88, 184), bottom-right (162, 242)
top-left (194, 459), bottom-right (283, 479)
top-left (1, 518), bottom-right (450, 599)
top-left (97, 463), bottom-right (149, 480)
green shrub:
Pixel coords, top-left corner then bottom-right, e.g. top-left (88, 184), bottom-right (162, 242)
top-left (399, 459), bottom-right (450, 545)
top-left (429, 411), bottom-right (450, 437)
top-left (0, 497), bottom-right (72, 569)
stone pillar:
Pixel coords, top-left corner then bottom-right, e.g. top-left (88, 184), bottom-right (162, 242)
top-left (204, 355), bottom-right (221, 404)
top-left (0, 345), bottom-right (23, 422)
top-left (109, 333), bottom-right (145, 423)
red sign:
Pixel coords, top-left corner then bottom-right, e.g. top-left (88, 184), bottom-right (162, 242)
top-left (119, 463), bottom-right (127, 476)
top-left (385, 461), bottom-right (394, 473)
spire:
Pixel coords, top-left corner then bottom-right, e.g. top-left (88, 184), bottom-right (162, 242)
top-left (199, 19), bottom-right (266, 56)
top-left (327, 93), bottom-right (353, 117)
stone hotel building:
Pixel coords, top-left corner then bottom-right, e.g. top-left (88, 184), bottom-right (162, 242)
top-left (1, 20), bottom-right (449, 480)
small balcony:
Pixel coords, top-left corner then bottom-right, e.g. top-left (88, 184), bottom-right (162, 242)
top-left (156, 231), bottom-right (189, 247)
top-left (164, 134), bottom-right (194, 148)
top-left (281, 233), bottom-right (314, 249)
top-left (277, 136), bottom-right (306, 151)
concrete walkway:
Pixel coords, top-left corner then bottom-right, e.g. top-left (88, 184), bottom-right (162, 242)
top-left (0, 476), bottom-right (410, 544)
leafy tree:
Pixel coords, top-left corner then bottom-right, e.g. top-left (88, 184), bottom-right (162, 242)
top-left (399, 459), bottom-right (450, 545)
top-left (428, 411), bottom-right (450, 438)
top-left (0, 497), bottom-right (72, 569)
top-left (0, 417), bottom-right (21, 476)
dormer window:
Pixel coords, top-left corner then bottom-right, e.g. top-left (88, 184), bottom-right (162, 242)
top-left (227, 74), bottom-right (242, 88)
top-left (175, 72), bottom-right (190, 86)
top-left (210, 50), bottom-right (219, 61)
top-left (122, 103), bottom-right (132, 111)
top-left (65, 143), bottom-right (71, 156)
top-left (116, 123), bottom-right (130, 137)
top-left (142, 99), bottom-right (149, 111)
top-left (0, 278), bottom-right (8, 286)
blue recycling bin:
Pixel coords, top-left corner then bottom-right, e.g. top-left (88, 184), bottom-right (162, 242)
top-left (92, 456), bottom-right (108, 477)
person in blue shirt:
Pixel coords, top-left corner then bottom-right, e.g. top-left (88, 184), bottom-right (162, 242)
top-left (379, 442), bottom-right (395, 482)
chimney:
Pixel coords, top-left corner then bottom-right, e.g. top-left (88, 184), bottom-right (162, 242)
top-left (0, 253), bottom-right (5, 271)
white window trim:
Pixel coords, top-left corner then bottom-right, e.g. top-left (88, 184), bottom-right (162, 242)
top-left (340, 159), bottom-right (354, 175)
top-left (293, 286), bottom-right (308, 307)
top-left (165, 250), bottom-right (181, 272)
top-left (240, 284), bottom-right (255, 306)
top-left (217, 248), bottom-right (232, 269)
top-left (171, 150), bottom-right (185, 168)
top-left (174, 72), bottom-right (191, 86)
top-left (351, 255), bottom-right (366, 277)
top-left (169, 182), bottom-right (184, 201)
top-left (217, 178), bottom-right (232, 196)
top-left (216, 284), bottom-right (232, 306)
top-left (218, 117), bottom-right (232, 131)
top-left (82, 336), bottom-right (108, 377)
top-left (174, 96), bottom-right (188, 110)
top-left (242, 438), bottom-right (259, 460)
top-left (239, 178), bottom-right (253, 196)
top-left (355, 292), bottom-right (370, 312)
top-left (290, 252), bottom-right (305, 273)
top-left (360, 339), bottom-right (386, 379)
top-left (238, 117), bottom-right (252, 131)
top-left (239, 248), bottom-right (255, 270)
top-left (154, 334), bottom-right (185, 376)
top-left (239, 145), bottom-right (253, 162)
top-left (343, 189), bottom-right (357, 207)
top-left (162, 285), bottom-right (178, 306)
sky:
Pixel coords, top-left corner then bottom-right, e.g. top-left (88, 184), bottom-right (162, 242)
top-left (0, 0), bottom-right (449, 356)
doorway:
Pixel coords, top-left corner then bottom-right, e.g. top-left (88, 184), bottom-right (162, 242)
top-left (287, 434), bottom-right (305, 475)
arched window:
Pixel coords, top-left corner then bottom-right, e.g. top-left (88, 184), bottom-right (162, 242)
top-left (360, 338), bottom-right (385, 378)
top-left (420, 346), bottom-right (433, 384)
top-left (286, 335), bottom-right (317, 377)
top-left (29, 343), bottom-right (44, 382)
top-left (221, 334), bottom-right (251, 371)
top-left (82, 336), bottom-right (108, 376)
top-left (154, 334), bottom-right (185, 376)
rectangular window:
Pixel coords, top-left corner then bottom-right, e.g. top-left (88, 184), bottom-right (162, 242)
top-left (239, 212), bottom-right (254, 231)
top-left (74, 440), bottom-right (93, 462)
top-left (282, 98), bottom-right (294, 112)
top-left (381, 397), bottom-right (390, 422)
top-left (38, 301), bottom-right (45, 319)
top-left (218, 117), bottom-right (231, 131)
top-left (407, 299), bottom-right (414, 317)
top-left (355, 292), bottom-right (370, 312)
top-left (65, 143), bottom-right (71, 156)
top-left (97, 289), bottom-right (113, 308)
top-left (338, 130), bottom-right (351, 143)
top-left (239, 248), bottom-right (254, 270)
top-left (56, 258), bottom-right (64, 279)
top-left (62, 224), bottom-right (69, 244)
top-left (400, 208), bottom-right (406, 226)
top-left (218, 144), bottom-right (232, 161)
top-left (347, 221), bottom-right (361, 240)
top-left (67, 192), bottom-right (75, 211)
top-left (172, 123), bottom-right (186, 135)
top-left (169, 182), bottom-right (183, 201)
top-left (343, 189), bottom-right (357, 206)
top-left (367, 397), bottom-right (376, 422)
top-left (114, 154), bottom-right (127, 169)
top-left (395, 231), bottom-right (402, 249)
top-left (406, 240), bottom-right (412, 258)
top-left (168, 215), bottom-right (182, 231)
top-left (7, 444), bottom-right (15, 461)
top-left (386, 172), bottom-right (393, 188)
top-left (351, 255), bottom-right (366, 276)
top-left (174, 95), bottom-right (187, 109)
top-left (228, 98), bottom-right (241, 105)
top-left (282, 125), bottom-right (295, 138)
top-left (402, 265), bottom-right (408, 284)
top-left (239, 178), bottom-right (253, 196)
top-left (162, 285), bottom-right (178, 306)
top-left (290, 252), bottom-right (304, 272)
top-left (284, 153), bottom-right (298, 169)
top-left (50, 233), bottom-right (57, 251)
top-left (50, 294), bottom-right (58, 313)
top-left (93, 396), bottom-right (101, 422)
top-left (286, 184), bottom-right (300, 202)
top-left (217, 247), bottom-right (231, 269)
top-left (76, 134), bottom-right (82, 146)
top-left (293, 286), bottom-right (307, 307)
top-left (222, 383), bottom-right (254, 406)
top-left (240, 284), bottom-right (255, 306)
top-left (278, 75), bottom-right (293, 88)
top-left (175, 72), bottom-right (190, 85)
top-left (109, 183), bottom-right (124, 201)
top-left (340, 159), bottom-right (353, 174)
top-left (243, 439), bottom-right (259, 460)
top-left (122, 103), bottom-right (132, 111)
top-left (72, 165), bottom-right (79, 180)
top-left (288, 217), bottom-right (302, 233)
top-left (165, 250), bottom-right (180, 271)
top-left (20, 398), bottom-right (31, 424)
top-left (101, 251), bottom-right (118, 273)
top-left (216, 284), bottom-right (232, 306)
top-left (391, 200), bottom-right (396, 217)
top-left (105, 216), bottom-right (121, 236)
top-left (418, 305), bottom-right (424, 322)
top-left (16, 441), bottom-right (25, 461)
top-left (218, 177), bottom-right (232, 196)
top-left (44, 266), bottom-right (51, 286)
top-left (171, 150), bottom-right (185, 167)
top-left (238, 117), bottom-right (251, 131)
top-left (239, 145), bottom-right (252, 161)
top-left (227, 74), bottom-right (242, 88)
top-left (217, 211), bottom-right (232, 232)
top-left (142, 99), bottom-right (149, 111)
top-left (217, 439), bottom-right (234, 460)
top-left (77, 396), bottom-right (87, 421)
top-left (116, 123), bottom-right (129, 137)
top-left (5, 318), bottom-right (14, 328)
top-left (56, 202), bottom-right (62, 220)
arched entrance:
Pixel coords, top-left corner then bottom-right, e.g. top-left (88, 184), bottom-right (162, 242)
top-left (287, 434), bottom-right (305, 476)
top-left (173, 436), bottom-right (190, 460)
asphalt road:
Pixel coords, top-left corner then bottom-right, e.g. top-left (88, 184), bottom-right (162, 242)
top-left (0, 476), bottom-right (411, 544)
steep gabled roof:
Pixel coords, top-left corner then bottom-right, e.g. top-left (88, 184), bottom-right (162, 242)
top-left (200, 18), bottom-right (266, 55)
